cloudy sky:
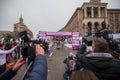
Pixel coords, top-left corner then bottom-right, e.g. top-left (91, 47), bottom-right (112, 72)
top-left (0, 0), bottom-right (120, 37)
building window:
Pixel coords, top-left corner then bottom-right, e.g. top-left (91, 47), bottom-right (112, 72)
top-left (94, 7), bottom-right (98, 18)
top-left (109, 14), bottom-right (113, 21)
top-left (87, 22), bottom-right (92, 35)
top-left (94, 22), bottom-right (99, 32)
top-left (116, 25), bottom-right (119, 33)
top-left (108, 14), bottom-right (110, 19)
top-left (111, 23), bottom-right (114, 28)
top-left (115, 18), bottom-right (119, 21)
top-left (87, 7), bottom-right (91, 18)
top-left (110, 17), bottom-right (113, 21)
top-left (116, 23), bottom-right (119, 29)
top-left (119, 15), bottom-right (120, 21)
top-left (101, 7), bottom-right (105, 18)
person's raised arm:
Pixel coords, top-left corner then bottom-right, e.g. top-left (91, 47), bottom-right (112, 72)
top-left (26, 44), bottom-right (48, 80)
top-left (0, 46), bottom-right (17, 54)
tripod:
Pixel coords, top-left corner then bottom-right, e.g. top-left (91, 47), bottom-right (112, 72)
top-left (21, 59), bottom-right (33, 80)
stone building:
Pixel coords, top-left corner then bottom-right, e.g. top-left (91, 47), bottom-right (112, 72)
top-left (14, 16), bottom-right (33, 38)
top-left (0, 16), bottom-right (33, 39)
top-left (59, 0), bottom-right (120, 36)
top-left (107, 9), bottom-right (120, 33)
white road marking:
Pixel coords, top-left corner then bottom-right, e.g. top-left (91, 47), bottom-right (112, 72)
top-left (49, 52), bottom-right (53, 57)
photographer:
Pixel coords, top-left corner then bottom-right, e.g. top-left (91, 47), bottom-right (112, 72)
top-left (63, 52), bottom-right (76, 79)
top-left (77, 38), bottom-right (120, 80)
top-left (0, 44), bottom-right (47, 80)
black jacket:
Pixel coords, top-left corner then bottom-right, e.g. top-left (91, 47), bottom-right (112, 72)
top-left (77, 44), bottom-right (86, 54)
top-left (79, 52), bottom-right (120, 80)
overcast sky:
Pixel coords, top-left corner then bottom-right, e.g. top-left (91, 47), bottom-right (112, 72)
top-left (0, 0), bottom-right (120, 37)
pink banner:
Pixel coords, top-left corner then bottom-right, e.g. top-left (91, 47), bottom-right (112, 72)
top-left (72, 32), bottom-right (80, 50)
top-left (46, 32), bottom-right (72, 36)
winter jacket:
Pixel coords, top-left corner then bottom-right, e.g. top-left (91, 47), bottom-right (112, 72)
top-left (79, 52), bottom-right (120, 80)
top-left (26, 55), bottom-right (47, 80)
top-left (77, 44), bottom-right (86, 54)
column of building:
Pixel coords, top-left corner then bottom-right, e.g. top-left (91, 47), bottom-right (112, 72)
top-left (98, 7), bottom-right (101, 17)
top-left (84, 7), bottom-right (87, 18)
top-left (84, 24), bottom-right (88, 35)
top-left (83, 6), bottom-right (102, 35)
top-left (92, 7), bottom-right (94, 18)
top-left (84, 7), bottom-right (87, 35)
top-left (105, 7), bottom-right (108, 25)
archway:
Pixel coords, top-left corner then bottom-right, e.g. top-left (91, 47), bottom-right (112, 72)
top-left (94, 22), bottom-right (99, 32)
top-left (87, 22), bottom-right (92, 35)
top-left (101, 21), bottom-right (106, 29)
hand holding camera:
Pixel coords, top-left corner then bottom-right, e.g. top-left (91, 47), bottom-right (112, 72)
top-left (35, 44), bottom-right (45, 56)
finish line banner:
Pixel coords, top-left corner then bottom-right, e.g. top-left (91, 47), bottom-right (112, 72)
top-left (46, 32), bottom-right (72, 36)
top-left (38, 31), bottom-right (80, 50)
top-left (38, 31), bottom-right (72, 39)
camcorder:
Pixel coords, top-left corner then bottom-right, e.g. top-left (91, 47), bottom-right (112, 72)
top-left (17, 31), bottom-right (46, 80)
top-left (82, 29), bottom-right (113, 46)
top-left (17, 31), bottom-right (44, 63)
top-left (82, 22), bottom-right (120, 54)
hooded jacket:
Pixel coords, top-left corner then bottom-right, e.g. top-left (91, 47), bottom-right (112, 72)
top-left (79, 52), bottom-right (120, 80)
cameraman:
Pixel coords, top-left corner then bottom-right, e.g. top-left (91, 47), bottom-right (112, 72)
top-left (77, 38), bottom-right (120, 80)
top-left (0, 44), bottom-right (47, 80)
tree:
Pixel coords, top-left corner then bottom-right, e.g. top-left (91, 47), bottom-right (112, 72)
top-left (5, 33), bottom-right (14, 42)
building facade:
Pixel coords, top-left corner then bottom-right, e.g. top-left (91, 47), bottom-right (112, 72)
top-left (0, 16), bottom-right (33, 39)
top-left (107, 9), bottom-right (120, 33)
top-left (14, 16), bottom-right (33, 38)
top-left (59, 0), bottom-right (120, 37)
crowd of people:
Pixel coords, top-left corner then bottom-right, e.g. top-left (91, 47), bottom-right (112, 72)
top-left (0, 37), bottom-right (120, 80)
top-left (0, 44), bottom-right (47, 80)
top-left (63, 37), bottom-right (120, 80)
top-left (0, 38), bottom-right (48, 80)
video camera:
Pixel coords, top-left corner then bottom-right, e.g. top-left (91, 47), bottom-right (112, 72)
top-left (82, 22), bottom-right (120, 55)
top-left (17, 31), bottom-right (44, 80)
top-left (82, 22), bottom-right (113, 46)
top-left (17, 31), bottom-right (43, 62)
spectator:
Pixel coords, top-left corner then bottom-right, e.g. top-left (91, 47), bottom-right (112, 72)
top-left (0, 44), bottom-right (47, 80)
top-left (0, 43), bottom-right (17, 74)
top-left (64, 52), bottom-right (76, 69)
top-left (78, 38), bottom-right (120, 80)
top-left (70, 69), bottom-right (99, 80)
top-left (63, 52), bottom-right (76, 79)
